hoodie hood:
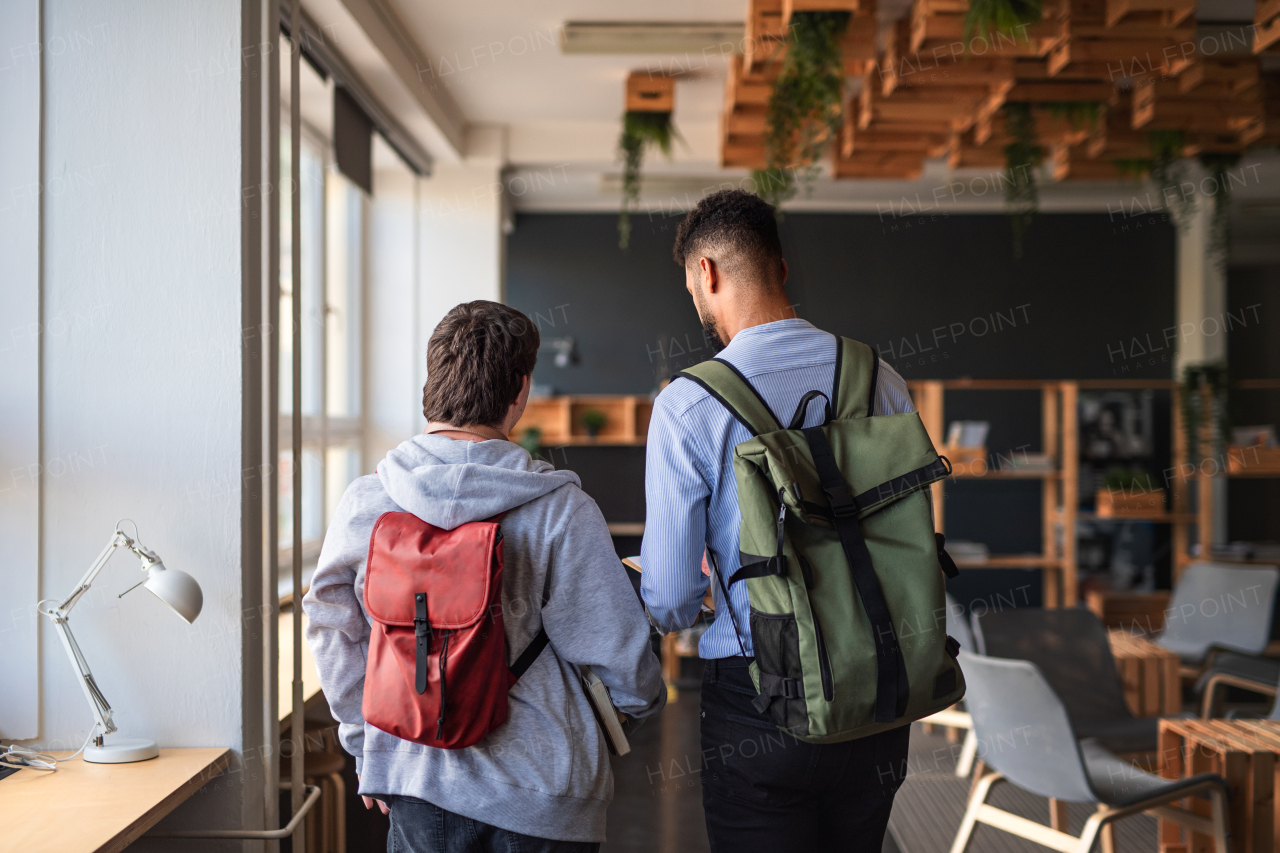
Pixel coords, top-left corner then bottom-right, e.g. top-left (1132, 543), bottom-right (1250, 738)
top-left (377, 435), bottom-right (581, 531)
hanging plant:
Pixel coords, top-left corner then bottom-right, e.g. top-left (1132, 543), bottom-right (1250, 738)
top-left (1003, 102), bottom-right (1045, 257)
top-left (1043, 101), bottom-right (1103, 131)
top-left (751, 11), bottom-right (851, 207)
top-left (1198, 153), bottom-right (1240, 275)
top-left (1179, 362), bottom-right (1230, 464)
top-left (965, 0), bottom-right (1043, 47)
top-left (1148, 130), bottom-right (1195, 230)
top-left (617, 110), bottom-right (677, 249)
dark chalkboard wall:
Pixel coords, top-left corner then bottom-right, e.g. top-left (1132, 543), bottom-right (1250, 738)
top-left (506, 212), bottom-right (1178, 608)
top-left (507, 212), bottom-right (1178, 394)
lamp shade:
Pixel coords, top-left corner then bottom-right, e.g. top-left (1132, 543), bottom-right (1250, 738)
top-left (144, 562), bottom-right (203, 623)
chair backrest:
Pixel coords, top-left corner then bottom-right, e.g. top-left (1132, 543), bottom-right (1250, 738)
top-left (1158, 563), bottom-right (1280, 661)
top-left (958, 650), bottom-right (1097, 802)
top-left (945, 593), bottom-right (975, 653)
top-left (973, 606), bottom-right (1133, 725)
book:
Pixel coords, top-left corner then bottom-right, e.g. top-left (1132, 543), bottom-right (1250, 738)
top-left (946, 420), bottom-right (990, 448)
top-left (580, 665), bottom-right (631, 756)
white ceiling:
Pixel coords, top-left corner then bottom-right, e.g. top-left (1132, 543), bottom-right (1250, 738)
top-left (387, 0), bottom-right (745, 167)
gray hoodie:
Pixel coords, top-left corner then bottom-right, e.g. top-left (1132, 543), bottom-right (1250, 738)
top-left (303, 435), bottom-right (665, 843)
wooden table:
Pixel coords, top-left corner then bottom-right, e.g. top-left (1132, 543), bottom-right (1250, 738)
top-left (1109, 629), bottom-right (1182, 717)
top-left (0, 748), bottom-right (231, 853)
top-left (1158, 719), bottom-right (1280, 853)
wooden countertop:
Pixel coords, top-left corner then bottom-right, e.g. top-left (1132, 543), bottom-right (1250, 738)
top-left (0, 748), bottom-right (231, 853)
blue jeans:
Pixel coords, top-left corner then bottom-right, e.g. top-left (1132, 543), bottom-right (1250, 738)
top-left (387, 796), bottom-right (600, 853)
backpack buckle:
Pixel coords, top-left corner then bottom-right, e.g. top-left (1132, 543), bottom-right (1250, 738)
top-left (414, 593), bottom-right (431, 639)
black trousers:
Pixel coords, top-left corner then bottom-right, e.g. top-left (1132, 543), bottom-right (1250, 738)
top-left (700, 657), bottom-right (910, 853)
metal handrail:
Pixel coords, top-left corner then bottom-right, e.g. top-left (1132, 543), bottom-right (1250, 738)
top-left (146, 782), bottom-right (320, 839)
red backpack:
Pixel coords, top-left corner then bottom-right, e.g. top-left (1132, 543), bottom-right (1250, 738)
top-left (362, 511), bottom-right (548, 749)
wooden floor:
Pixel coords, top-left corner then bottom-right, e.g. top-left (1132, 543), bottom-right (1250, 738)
top-left (888, 726), bottom-right (1156, 853)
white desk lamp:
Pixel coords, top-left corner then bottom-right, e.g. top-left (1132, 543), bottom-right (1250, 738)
top-left (37, 520), bottom-right (203, 764)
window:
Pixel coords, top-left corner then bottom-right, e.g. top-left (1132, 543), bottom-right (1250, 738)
top-left (279, 112), bottom-right (366, 584)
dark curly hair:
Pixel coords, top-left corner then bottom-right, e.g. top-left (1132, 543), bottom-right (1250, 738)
top-left (671, 189), bottom-right (784, 286)
top-left (422, 301), bottom-right (540, 427)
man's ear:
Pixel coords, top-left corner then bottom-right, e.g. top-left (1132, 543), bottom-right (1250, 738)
top-left (700, 256), bottom-right (719, 294)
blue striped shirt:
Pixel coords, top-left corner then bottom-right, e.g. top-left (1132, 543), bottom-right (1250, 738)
top-left (639, 318), bottom-right (914, 659)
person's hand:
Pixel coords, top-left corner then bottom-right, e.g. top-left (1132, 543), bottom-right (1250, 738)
top-left (356, 774), bottom-right (390, 814)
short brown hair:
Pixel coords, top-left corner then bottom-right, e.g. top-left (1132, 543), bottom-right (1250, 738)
top-left (422, 301), bottom-right (540, 427)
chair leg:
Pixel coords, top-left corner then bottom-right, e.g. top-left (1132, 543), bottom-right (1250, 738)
top-left (1208, 786), bottom-right (1229, 853)
top-left (1074, 810), bottom-right (1107, 853)
top-left (1201, 677), bottom-right (1221, 719)
top-left (328, 771), bottom-right (347, 853)
top-left (1100, 820), bottom-right (1116, 853)
top-left (955, 729), bottom-right (978, 778)
top-left (968, 760), bottom-right (987, 799)
top-left (949, 772), bottom-right (1001, 853)
top-left (1049, 798), bottom-right (1068, 832)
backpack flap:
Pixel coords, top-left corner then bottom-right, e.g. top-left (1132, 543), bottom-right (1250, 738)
top-left (364, 511), bottom-right (500, 630)
top-left (736, 412), bottom-right (948, 526)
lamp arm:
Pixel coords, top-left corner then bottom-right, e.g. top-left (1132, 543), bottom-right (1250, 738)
top-left (59, 531), bottom-right (134, 615)
top-left (47, 609), bottom-right (116, 738)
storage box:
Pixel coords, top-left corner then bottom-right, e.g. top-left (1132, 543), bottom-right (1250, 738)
top-left (1088, 589), bottom-right (1170, 634)
top-left (1107, 629), bottom-right (1180, 716)
top-left (1227, 445), bottom-right (1280, 476)
top-left (943, 446), bottom-right (988, 475)
top-left (1158, 719), bottom-right (1280, 853)
top-left (1096, 487), bottom-right (1166, 516)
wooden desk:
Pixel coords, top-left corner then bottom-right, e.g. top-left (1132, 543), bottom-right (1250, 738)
top-left (0, 748), bottom-right (230, 853)
top-left (279, 608), bottom-right (324, 728)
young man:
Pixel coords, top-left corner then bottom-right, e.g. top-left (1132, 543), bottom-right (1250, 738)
top-left (640, 190), bottom-right (915, 852)
top-left (305, 300), bottom-right (665, 852)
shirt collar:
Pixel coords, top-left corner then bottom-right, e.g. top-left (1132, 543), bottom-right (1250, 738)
top-left (722, 317), bottom-right (814, 350)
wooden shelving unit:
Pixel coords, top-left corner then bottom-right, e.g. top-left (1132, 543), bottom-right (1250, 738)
top-left (911, 377), bottom-right (1280, 605)
top-left (1198, 379), bottom-right (1280, 573)
top-left (908, 380), bottom-right (1079, 606)
top-left (509, 395), bottom-right (653, 446)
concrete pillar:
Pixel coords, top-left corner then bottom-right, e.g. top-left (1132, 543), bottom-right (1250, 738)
top-left (1174, 169), bottom-right (1229, 549)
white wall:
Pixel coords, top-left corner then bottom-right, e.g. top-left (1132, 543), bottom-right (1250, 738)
top-left (367, 151), bottom-right (423, 460)
top-left (21, 0), bottom-right (264, 844)
top-left (417, 125), bottom-right (509, 386)
top-left (0, 0), bottom-right (42, 741)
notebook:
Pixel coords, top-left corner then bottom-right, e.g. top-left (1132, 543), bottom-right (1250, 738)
top-left (580, 665), bottom-right (631, 756)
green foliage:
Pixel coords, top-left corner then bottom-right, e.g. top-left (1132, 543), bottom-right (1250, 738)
top-left (749, 167), bottom-right (797, 209)
top-left (1198, 153), bottom-right (1241, 275)
top-left (581, 409), bottom-right (609, 434)
top-left (1002, 102), bottom-right (1044, 257)
top-left (1148, 130), bottom-right (1195, 229)
top-left (1102, 465), bottom-right (1157, 492)
top-left (1112, 158), bottom-right (1152, 181)
top-left (1180, 363), bottom-right (1231, 464)
top-left (1042, 101), bottom-right (1102, 131)
top-left (519, 426), bottom-right (543, 459)
top-left (617, 110), bottom-right (677, 249)
top-left (964, 0), bottom-right (1043, 46)
top-left (754, 11), bottom-right (851, 207)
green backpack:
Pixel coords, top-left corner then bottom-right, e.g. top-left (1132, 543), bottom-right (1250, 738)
top-left (676, 336), bottom-right (966, 743)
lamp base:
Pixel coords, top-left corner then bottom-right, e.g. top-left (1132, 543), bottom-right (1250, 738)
top-left (84, 736), bottom-right (160, 764)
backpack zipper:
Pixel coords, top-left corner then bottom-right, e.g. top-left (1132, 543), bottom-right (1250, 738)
top-left (813, 616), bottom-right (835, 702)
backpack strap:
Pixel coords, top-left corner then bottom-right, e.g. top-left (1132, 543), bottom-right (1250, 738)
top-left (801, 423), bottom-right (910, 723)
top-left (674, 358), bottom-right (782, 436)
top-left (831, 337), bottom-right (879, 420)
top-left (510, 627), bottom-right (550, 678)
